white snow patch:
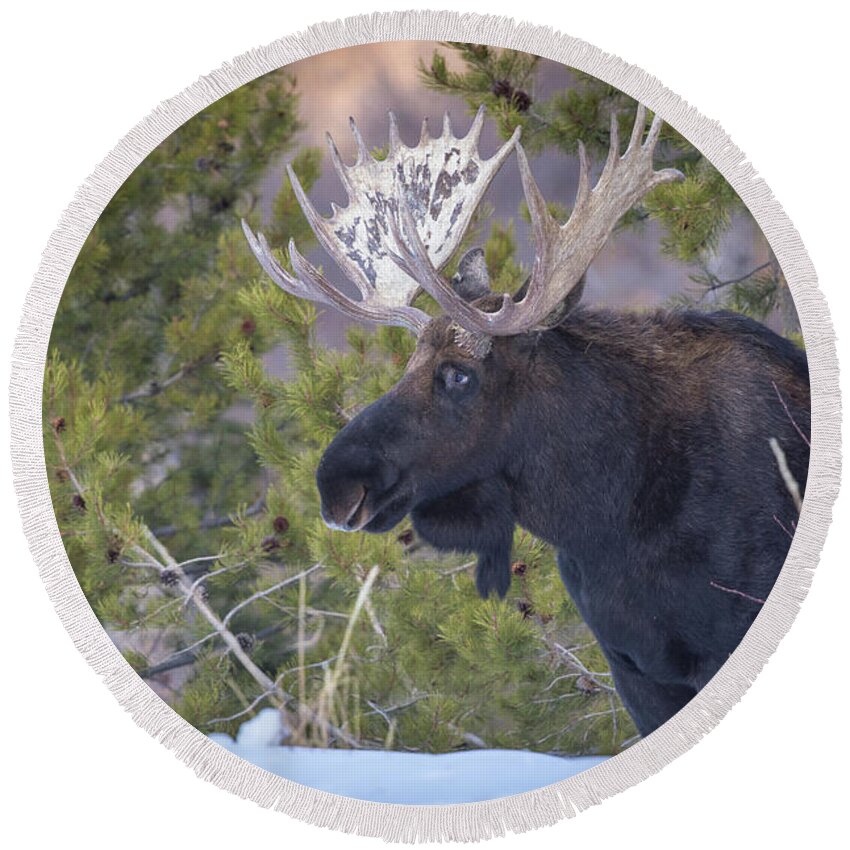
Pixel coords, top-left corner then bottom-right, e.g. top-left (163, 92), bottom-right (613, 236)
top-left (208, 708), bottom-right (608, 804)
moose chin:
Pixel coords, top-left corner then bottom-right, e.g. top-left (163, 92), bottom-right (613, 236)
top-left (243, 105), bottom-right (810, 737)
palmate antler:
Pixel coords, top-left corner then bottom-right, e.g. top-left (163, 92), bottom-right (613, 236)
top-left (388, 105), bottom-right (684, 336)
top-left (243, 103), bottom-right (683, 345)
top-left (242, 106), bottom-right (520, 334)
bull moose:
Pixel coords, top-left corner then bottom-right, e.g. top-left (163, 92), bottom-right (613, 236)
top-left (242, 106), bottom-right (810, 736)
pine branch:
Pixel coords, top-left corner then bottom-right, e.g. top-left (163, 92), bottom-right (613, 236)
top-left (50, 422), bottom-right (363, 746)
top-left (141, 621), bottom-right (287, 678)
top-left (119, 352), bottom-right (218, 403)
top-left (696, 261), bottom-right (773, 300)
top-left (151, 494), bottom-right (266, 539)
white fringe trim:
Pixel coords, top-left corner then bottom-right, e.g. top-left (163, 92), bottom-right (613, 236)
top-left (8, 10), bottom-right (841, 843)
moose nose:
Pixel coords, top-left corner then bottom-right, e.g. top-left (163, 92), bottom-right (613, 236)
top-left (320, 482), bottom-right (369, 532)
top-left (316, 435), bottom-right (402, 532)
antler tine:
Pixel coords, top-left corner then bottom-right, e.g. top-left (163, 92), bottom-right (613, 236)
top-left (286, 162), bottom-right (371, 301)
top-left (442, 112), bottom-right (453, 139)
top-left (287, 239), bottom-right (350, 307)
top-left (388, 111), bottom-right (403, 154)
top-left (466, 104), bottom-right (486, 149)
top-left (288, 239), bottom-right (430, 334)
top-left (325, 132), bottom-right (354, 198)
top-left (600, 111), bottom-right (621, 183)
top-left (628, 104), bottom-right (647, 152)
top-left (517, 145), bottom-right (560, 266)
top-left (241, 219), bottom-right (331, 305)
top-left (242, 220), bottom-right (429, 335)
top-left (644, 111), bottom-right (665, 150)
top-left (349, 116), bottom-right (371, 165)
top-left (575, 141), bottom-right (591, 208)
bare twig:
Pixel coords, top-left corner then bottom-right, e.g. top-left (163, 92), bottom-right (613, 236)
top-left (553, 642), bottom-right (616, 694)
top-left (178, 554), bottom-right (227, 569)
top-left (357, 571), bottom-right (388, 646)
top-left (537, 706), bottom-right (627, 746)
top-left (773, 513), bottom-right (794, 540)
top-left (206, 689), bottom-right (278, 727)
top-left (438, 560), bottom-right (476, 577)
top-left (314, 566), bottom-right (380, 745)
top-left (772, 381), bottom-right (811, 448)
top-left (296, 571), bottom-right (308, 738)
top-left (769, 436), bottom-right (803, 512)
top-left (709, 581), bottom-right (766, 606)
top-left (697, 261), bottom-right (772, 301)
top-left (222, 564), bottom-right (323, 627)
top-left (530, 692), bottom-right (584, 706)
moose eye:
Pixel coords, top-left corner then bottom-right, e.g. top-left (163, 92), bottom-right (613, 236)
top-left (440, 364), bottom-right (476, 396)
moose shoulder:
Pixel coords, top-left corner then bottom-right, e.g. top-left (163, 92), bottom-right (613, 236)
top-left (243, 106), bottom-right (810, 736)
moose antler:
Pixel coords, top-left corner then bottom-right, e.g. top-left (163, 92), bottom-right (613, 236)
top-left (242, 106), bottom-right (520, 334)
top-left (388, 105), bottom-right (685, 335)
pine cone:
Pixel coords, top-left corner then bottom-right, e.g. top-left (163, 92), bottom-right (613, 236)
top-left (512, 90), bottom-right (532, 113)
top-left (491, 79), bottom-right (514, 100)
top-left (236, 632), bottom-right (255, 653)
top-left (71, 494), bottom-right (86, 512)
top-left (160, 569), bottom-right (179, 588)
top-left (511, 560), bottom-right (528, 577)
top-left (272, 515), bottom-right (290, 534)
top-left (51, 416), bottom-right (66, 433)
top-left (261, 535), bottom-right (280, 553)
top-left (516, 600), bottom-right (534, 619)
top-left (240, 317), bottom-right (257, 336)
top-left (576, 674), bottom-right (601, 695)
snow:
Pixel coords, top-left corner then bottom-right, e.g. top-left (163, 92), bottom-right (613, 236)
top-left (208, 709), bottom-right (608, 804)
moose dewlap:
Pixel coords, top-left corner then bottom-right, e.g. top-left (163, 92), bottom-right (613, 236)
top-left (29, 34), bottom-right (824, 832)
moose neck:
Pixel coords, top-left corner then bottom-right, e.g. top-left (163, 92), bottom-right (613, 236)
top-left (504, 311), bottom-right (660, 561)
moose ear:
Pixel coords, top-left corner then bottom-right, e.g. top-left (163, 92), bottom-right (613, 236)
top-left (513, 275), bottom-right (586, 328)
top-left (451, 248), bottom-right (491, 302)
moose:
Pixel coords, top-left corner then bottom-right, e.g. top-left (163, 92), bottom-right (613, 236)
top-left (242, 106), bottom-right (810, 736)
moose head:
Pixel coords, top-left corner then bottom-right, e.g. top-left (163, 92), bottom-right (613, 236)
top-left (242, 105), bottom-right (683, 598)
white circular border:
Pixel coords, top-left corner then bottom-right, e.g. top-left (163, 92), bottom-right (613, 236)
top-left (8, 10), bottom-right (841, 843)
